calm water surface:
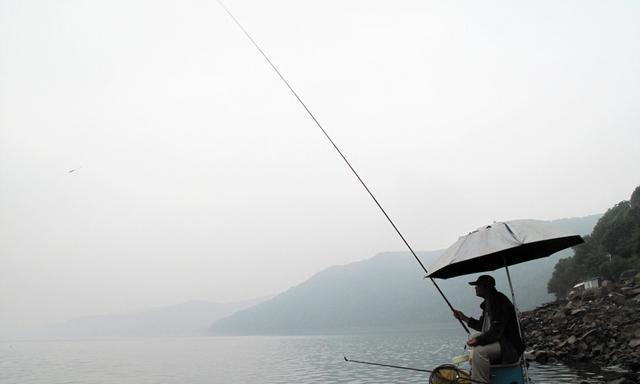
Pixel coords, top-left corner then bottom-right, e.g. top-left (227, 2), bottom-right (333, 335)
top-left (0, 327), bottom-right (606, 383)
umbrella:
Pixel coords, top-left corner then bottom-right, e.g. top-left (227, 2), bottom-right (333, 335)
top-left (427, 219), bottom-right (584, 279)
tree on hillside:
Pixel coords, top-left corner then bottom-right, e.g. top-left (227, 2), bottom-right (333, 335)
top-left (548, 185), bottom-right (640, 298)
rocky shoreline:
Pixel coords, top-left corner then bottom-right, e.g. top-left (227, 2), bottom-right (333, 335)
top-left (521, 280), bottom-right (640, 383)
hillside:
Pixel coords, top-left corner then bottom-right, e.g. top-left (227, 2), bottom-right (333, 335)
top-left (209, 215), bottom-right (600, 335)
top-left (30, 298), bottom-right (267, 338)
top-left (549, 185), bottom-right (640, 296)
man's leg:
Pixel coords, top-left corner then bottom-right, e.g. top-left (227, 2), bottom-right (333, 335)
top-left (471, 342), bottom-right (501, 384)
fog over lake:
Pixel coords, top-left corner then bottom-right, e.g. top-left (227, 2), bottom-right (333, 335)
top-left (1, 0), bottom-right (639, 340)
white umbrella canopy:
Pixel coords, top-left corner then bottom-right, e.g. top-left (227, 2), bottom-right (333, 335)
top-left (427, 219), bottom-right (584, 279)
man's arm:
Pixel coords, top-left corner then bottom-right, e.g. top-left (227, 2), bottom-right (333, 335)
top-left (453, 310), bottom-right (483, 332)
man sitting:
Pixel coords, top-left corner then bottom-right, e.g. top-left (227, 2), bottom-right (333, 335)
top-left (453, 275), bottom-right (525, 383)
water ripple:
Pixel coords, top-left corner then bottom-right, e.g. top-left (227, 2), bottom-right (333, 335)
top-left (0, 330), bottom-right (609, 384)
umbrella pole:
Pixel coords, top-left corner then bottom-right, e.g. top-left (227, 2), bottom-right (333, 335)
top-left (503, 257), bottom-right (530, 384)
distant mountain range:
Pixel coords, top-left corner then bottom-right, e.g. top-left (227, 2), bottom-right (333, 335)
top-left (28, 215), bottom-right (600, 338)
top-left (29, 298), bottom-right (267, 338)
top-left (209, 214), bottom-right (601, 335)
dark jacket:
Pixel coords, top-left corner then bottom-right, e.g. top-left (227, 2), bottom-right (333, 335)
top-left (467, 289), bottom-right (525, 364)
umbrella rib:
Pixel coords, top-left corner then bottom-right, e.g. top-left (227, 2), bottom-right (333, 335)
top-left (502, 222), bottom-right (523, 244)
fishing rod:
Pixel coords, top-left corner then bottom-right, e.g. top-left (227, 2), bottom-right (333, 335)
top-left (215, 0), bottom-right (469, 335)
top-left (344, 356), bottom-right (432, 373)
top-left (344, 356), bottom-right (488, 384)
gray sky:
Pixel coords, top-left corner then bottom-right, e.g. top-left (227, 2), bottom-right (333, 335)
top-left (1, 0), bottom-right (639, 336)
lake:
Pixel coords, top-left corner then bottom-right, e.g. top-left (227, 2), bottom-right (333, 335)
top-left (0, 326), bottom-right (607, 383)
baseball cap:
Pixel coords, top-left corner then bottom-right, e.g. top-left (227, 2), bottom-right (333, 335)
top-left (468, 275), bottom-right (496, 287)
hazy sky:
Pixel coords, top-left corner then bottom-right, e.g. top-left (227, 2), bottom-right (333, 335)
top-left (1, 0), bottom-right (639, 335)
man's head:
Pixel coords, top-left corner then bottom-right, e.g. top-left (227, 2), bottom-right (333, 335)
top-left (468, 274), bottom-right (495, 298)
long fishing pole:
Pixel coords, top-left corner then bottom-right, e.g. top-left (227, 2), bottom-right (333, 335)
top-left (344, 356), bottom-right (488, 384)
top-left (344, 356), bottom-right (432, 373)
top-left (215, 0), bottom-right (469, 335)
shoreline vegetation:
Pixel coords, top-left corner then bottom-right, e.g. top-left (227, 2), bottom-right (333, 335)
top-left (548, 186), bottom-right (640, 298)
top-left (523, 184), bottom-right (640, 384)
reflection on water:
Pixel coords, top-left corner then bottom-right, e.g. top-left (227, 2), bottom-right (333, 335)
top-left (0, 327), bottom-right (609, 384)
top-left (528, 362), bottom-right (606, 384)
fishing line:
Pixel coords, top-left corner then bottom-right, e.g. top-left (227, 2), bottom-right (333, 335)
top-left (344, 356), bottom-right (433, 373)
top-left (215, 0), bottom-right (469, 334)
top-left (344, 357), bottom-right (488, 384)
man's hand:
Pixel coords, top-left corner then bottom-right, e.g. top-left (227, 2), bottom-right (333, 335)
top-left (466, 337), bottom-right (479, 347)
top-left (453, 309), bottom-right (469, 323)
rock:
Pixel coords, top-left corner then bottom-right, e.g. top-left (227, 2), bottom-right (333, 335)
top-left (570, 308), bottom-right (586, 316)
top-left (524, 350), bottom-right (535, 361)
top-left (533, 350), bottom-right (549, 363)
top-left (606, 377), bottom-right (634, 384)
top-left (592, 343), bottom-right (604, 355)
top-left (627, 287), bottom-right (640, 296)
top-left (609, 292), bottom-right (628, 305)
top-left (521, 282), bottom-right (640, 372)
top-left (621, 325), bottom-right (639, 338)
top-left (580, 329), bottom-right (598, 339)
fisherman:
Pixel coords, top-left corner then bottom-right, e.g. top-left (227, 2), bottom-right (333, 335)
top-left (452, 275), bottom-right (525, 384)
